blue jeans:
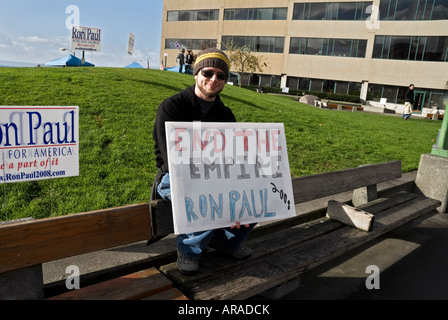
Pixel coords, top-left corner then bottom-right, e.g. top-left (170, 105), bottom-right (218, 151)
top-left (402, 113), bottom-right (411, 120)
top-left (158, 173), bottom-right (256, 260)
top-left (157, 173), bottom-right (172, 201)
top-left (177, 225), bottom-right (256, 260)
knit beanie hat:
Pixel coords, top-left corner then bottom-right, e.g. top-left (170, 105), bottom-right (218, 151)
top-left (193, 48), bottom-right (230, 78)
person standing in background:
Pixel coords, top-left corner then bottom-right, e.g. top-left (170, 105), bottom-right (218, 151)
top-left (184, 49), bottom-right (194, 74)
top-left (402, 84), bottom-right (415, 120)
top-left (177, 49), bottom-right (185, 73)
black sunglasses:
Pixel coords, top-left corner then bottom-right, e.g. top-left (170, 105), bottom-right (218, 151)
top-left (200, 69), bottom-right (227, 81)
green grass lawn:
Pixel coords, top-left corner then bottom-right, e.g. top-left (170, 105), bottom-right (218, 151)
top-left (0, 67), bottom-right (442, 221)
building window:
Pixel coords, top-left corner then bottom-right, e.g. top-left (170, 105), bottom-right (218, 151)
top-left (379, 0), bottom-right (448, 20)
top-left (382, 85), bottom-right (400, 103)
top-left (224, 8), bottom-right (288, 20)
top-left (429, 91), bottom-right (448, 109)
top-left (260, 75), bottom-right (273, 87)
top-left (349, 82), bottom-right (362, 96)
top-left (167, 10), bottom-right (219, 21)
top-left (286, 76), bottom-right (361, 96)
top-left (165, 39), bottom-right (217, 50)
top-left (234, 73), bottom-right (281, 87)
top-left (335, 81), bottom-right (349, 95)
top-left (293, 2), bottom-right (373, 20)
top-left (373, 35), bottom-right (448, 61)
top-left (290, 37), bottom-right (367, 58)
top-left (222, 36), bottom-right (285, 53)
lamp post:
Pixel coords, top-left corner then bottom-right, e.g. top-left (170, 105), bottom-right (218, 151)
top-left (431, 103), bottom-right (448, 158)
top-left (60, 48), bottom-right (75, 56)
top-left (61, 48), bottom-right (85, 66)
top-left (135, 58), bottom-right (149, 69)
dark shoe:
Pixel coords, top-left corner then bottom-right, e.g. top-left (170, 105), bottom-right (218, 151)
top-left (220, 245), bottom-right (253, 260)
top-left (209, 238), bottom-right (253, 260)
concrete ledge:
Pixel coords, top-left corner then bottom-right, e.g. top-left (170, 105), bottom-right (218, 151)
top-left (414, 153), bottom-right (448, 213)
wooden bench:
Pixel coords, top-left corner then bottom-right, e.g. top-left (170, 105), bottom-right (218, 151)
top-left (153, 160), bottom-right (441, 300)
top-left (426, 113), bottom-right (444, 120)
top-left (323, 102), bottom-right (363, 112)
top-left (0, 204), bottom-right (187, 300)
top-left (0, 160), bottom-right (441, 300)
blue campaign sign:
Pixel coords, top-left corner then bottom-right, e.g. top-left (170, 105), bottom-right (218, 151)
top-left (166, 122), bottom-right (296, 234)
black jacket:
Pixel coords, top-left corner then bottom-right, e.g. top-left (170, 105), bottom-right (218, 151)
top-left (404, 88), bottom-right (414, 104)
top-left (177, 52), bottom-right (185, 64)
top-left (153, 85), bottom-right (236, 173)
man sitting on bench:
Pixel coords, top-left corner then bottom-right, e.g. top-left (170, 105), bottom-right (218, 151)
top-left (152, 48), bottom-right (255, 275)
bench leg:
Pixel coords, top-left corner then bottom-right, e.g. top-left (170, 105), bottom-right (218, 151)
top-left (352, 184), bottom-right (378, 207)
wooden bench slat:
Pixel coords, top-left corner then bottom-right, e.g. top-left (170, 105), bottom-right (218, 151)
top-left (292, 161), bottom-right (402, 204)
top-left (159, 192), bottom-right (416, 291)
top-left (0, 203), bottom-right (152, 274)
top-left (142, 287), bottom-right (189, 300)
top-left (160, 193), bottom-right (440, 300)
top-left (48, 268), bottom-right (172, 300)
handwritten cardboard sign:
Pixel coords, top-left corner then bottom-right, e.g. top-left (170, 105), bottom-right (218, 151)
top-left (0, 106), bottom-right (79, 183)
top-left (166, 122), bottom-right (296, 234)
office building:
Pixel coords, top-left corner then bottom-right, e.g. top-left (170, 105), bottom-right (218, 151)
top-left (161, 0), bottom-right (448, 114)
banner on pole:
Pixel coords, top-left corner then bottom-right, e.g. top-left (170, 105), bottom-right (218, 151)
top-left (128, 32), bottom-right (135, 55)
top-left (0, 106), bottom-right (79, 184)
top-left (71, 25), bottom-right (101, 52)
top-left (166, 122), bottom-right (296, 234)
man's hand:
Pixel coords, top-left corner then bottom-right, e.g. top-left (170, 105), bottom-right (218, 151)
top-left (230, 221), bottom-right (251, 230)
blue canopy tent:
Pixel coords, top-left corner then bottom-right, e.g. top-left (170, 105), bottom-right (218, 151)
top-left (166, 65), bottom-right (193, 74)
top-left (45, 54), bottom-right (95, 67)
top-left (166, 65), bottom-right (180, 72)
top-left (124, 62), bottom-right (144, 68)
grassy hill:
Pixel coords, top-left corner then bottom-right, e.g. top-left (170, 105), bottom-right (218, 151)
top-left (0, 67), bottom-right (442, 221)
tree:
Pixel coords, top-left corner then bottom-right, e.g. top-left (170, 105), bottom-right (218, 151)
top-left (222, 39), bottom-right (268, 88)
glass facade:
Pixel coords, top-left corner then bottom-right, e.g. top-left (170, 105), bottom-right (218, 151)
top-left (224, 8), bottom-right (288, 20)
top-left (165, 39), bottom-right (217, 50)
top-left (286, 76), bottom-right (362, 95)
top-left (379, 0), bottom-right (448, 20)
top-left (235, 74), bottom-right (282, 87)
top-left (368, 84), bottom-right (448, 111)
top-left (293, 2), bottom-right (373, 20)
top-left (222, 36), bottom-right (285, 53)
top-left (290, 37), bottom-right (367, 58)
top-left (286, 77), bottom-right (447, 111)
top-left (373, 36), bottom-right (448, 62)
top-left (167, 10), bottom-right (219, 21)
top-left (163, 2), bottom-right (448, 109)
